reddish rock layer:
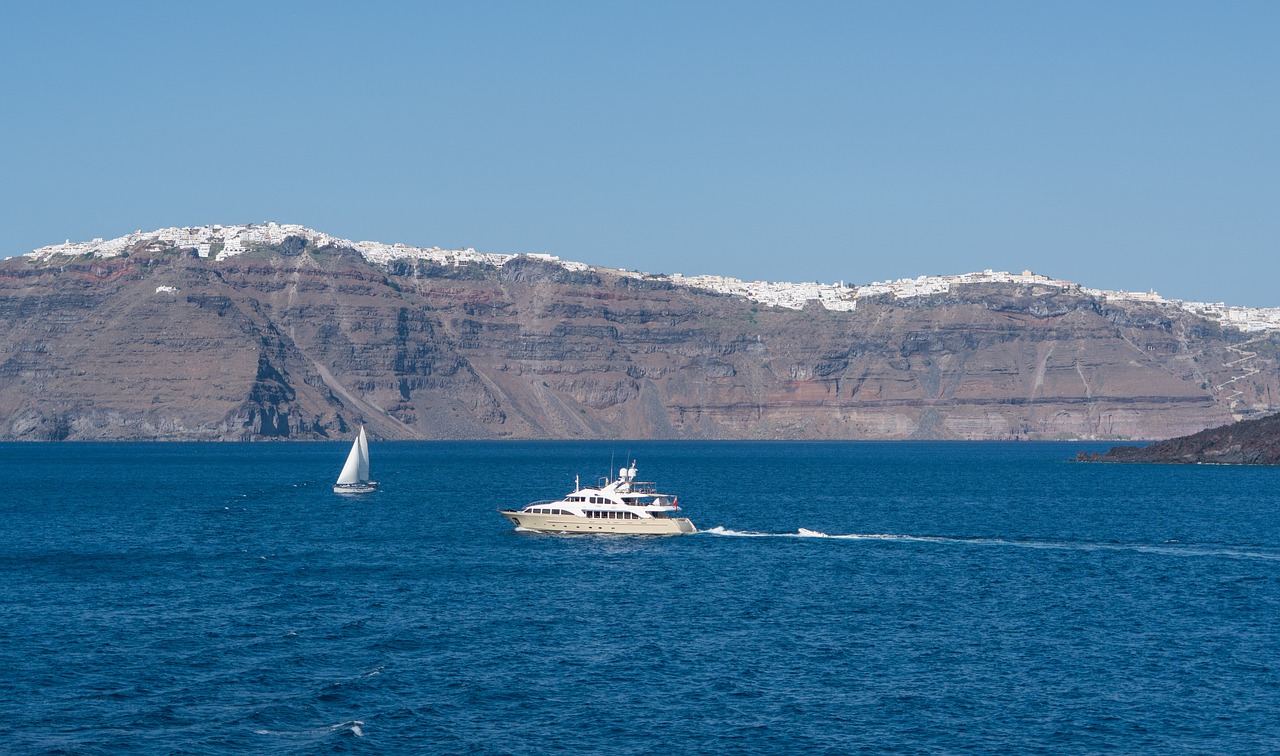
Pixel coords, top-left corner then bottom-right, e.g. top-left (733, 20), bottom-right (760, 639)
top-left (1, 243), bottom-right (1275, 440)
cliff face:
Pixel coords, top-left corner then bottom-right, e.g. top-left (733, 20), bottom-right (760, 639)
top-left (1, 243), bottom-right (1276, 440)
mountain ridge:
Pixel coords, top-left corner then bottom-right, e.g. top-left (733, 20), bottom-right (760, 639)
top-left (20, 222), bottom-right (1280, 329)
top-left (2, 223), bottom-right (1277, 441)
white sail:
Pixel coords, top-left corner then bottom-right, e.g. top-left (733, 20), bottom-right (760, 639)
top-left (337, 438), bottom-right (362, 484)
top-left (357, 426), bottom-right (370, 482)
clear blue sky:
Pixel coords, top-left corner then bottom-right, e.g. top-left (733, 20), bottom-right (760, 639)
top-left (2, 2), bottom-right (1277, 305)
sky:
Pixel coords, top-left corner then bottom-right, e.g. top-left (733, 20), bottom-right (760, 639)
top-left (2, 1), bottom-right (1277, 305)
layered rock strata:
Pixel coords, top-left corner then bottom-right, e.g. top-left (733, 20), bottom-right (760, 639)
top-left (2, 233), bottom-right (1276, 440)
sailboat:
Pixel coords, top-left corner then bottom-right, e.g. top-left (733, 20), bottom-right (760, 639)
top-left (334, 425), bottom-right (379, 493)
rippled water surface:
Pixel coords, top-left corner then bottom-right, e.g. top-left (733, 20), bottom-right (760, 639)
top-left (3, 441), bottom-right (1279, 753)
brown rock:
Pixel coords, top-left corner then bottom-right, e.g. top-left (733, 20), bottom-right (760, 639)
top-left (0, 244), bottom-right (1276, 441)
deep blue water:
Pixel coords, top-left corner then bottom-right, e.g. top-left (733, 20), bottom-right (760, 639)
top-left (2, 441), bottom-right (1279, 754)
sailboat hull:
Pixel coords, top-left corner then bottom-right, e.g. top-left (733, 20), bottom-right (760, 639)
top-left (334, 481), bottom-right (379, 494)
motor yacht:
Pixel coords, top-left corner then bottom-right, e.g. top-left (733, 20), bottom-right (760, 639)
top-left (499, 462), bottom-right (696, 535)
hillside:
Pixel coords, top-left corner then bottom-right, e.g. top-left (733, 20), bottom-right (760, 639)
top-left (2, 224), bottom-right (1278, 441)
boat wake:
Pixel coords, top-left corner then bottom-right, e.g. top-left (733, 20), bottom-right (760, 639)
top-left (703, 526), bottom-right (1280, 561)
top-left (253, 720), bottom-right (365, 739)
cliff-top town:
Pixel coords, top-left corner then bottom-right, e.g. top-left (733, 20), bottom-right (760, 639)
top-left (24, 221), bottom-right (1280, 334)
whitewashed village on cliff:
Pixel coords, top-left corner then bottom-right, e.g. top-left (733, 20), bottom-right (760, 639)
top-left (27, 221), bottom-right (1280, 335)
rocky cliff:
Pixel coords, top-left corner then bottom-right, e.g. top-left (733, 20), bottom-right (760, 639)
top-left (2, 231), bottom-right (1277, 440)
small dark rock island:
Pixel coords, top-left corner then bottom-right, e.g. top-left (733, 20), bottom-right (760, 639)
top-left (1080, 411), bottom-right (1280, 465)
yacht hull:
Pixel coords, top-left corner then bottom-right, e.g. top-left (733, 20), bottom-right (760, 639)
top-left (499, 511), bottom-right (696, 535)
top-left (334, 482), bottom-right (379, 494)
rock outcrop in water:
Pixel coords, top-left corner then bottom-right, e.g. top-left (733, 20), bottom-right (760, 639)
top-left (2, 226), bottom-right (1278, 440)
top-left (1081, 411), bottom-right (1280, 465)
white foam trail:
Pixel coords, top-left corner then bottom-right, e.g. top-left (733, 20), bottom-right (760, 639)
top-left (327, 720), bottom-right (365, 737)
top-left (254, 720), bottom-right (366, 740)
top-left (704, 526), bottom-right (1280, 561)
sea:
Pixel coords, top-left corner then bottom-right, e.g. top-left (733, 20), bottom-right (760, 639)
top-left (2, 441), bottom-right (1278, 754)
